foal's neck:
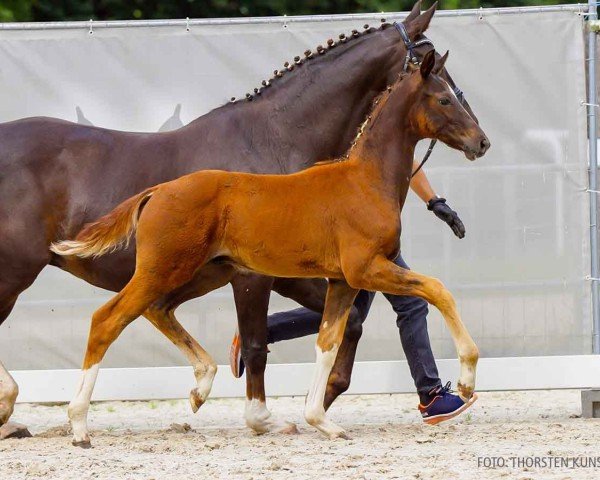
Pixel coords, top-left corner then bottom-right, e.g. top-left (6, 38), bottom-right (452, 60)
top-left (349, 82), bottom-right (419, 203)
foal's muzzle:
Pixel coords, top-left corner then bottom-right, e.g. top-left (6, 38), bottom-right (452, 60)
top-left (464, 134), bottom-right (491, 160)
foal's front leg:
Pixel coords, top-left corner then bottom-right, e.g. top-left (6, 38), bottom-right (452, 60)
top-left (305, 280), bottom-right (358, 439)
top-left (271, 278), bottom-right (369, 411)
top-left (345, 255), bottom-right (479, 401)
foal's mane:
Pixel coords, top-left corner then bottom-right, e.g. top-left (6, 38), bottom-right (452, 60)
top-left (228, 19), bottom-right (395, 104)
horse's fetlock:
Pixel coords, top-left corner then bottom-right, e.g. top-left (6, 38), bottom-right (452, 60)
top-left (460, 345), bottom-right (479, 365)
top-left (205, 363), bottom-right (219, 377)
top-left (304, 407), bottom-right (323, 427)
top-left (206, 363), bottom-right (217, 377)
top-left (0, 377), bottom-right (18, 402)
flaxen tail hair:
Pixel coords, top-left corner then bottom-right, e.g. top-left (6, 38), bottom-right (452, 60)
top-left (50, 186), bottom-right (158, 258)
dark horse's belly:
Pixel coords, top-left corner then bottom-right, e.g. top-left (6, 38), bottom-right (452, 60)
top-left (0, 115), bottom-right (278, 295)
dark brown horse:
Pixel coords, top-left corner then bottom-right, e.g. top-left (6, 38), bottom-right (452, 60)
top-left (52, 49), bottom-right (488, 444)
top-left (0, 2), bottom-right (476, 432)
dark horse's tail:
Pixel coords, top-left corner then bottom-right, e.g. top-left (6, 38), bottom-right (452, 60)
top-left (50, 186), bottom-right (158, 258)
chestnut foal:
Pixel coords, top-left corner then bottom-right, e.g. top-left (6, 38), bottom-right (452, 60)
top-left (52, 50), bottom-right (489, 444)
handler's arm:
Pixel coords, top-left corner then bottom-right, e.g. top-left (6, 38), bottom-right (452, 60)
top-left (409, 159), bottom-right (466, 239)
top-left (409, 159), bottom-right (437, 204)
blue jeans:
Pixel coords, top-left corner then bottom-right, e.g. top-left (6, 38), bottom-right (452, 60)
top-left (266, 254), bottom-right (441, 402)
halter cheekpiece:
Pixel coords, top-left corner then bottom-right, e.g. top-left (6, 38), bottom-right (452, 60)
top-left (392, 21), bottom-right (466, 178)
top-left (393, 22), bottom-right (435, 72)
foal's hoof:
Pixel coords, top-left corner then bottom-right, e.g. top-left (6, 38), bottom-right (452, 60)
top-left (328, 430), bottom-right (351, 440)
top-left (189, 389), bottom-right (205, 413)
top-left (457, 382), bottom-right (474, 402)
top-left (279, 422), bottom-right (299, 435)
top-left (0, 422), bottom-right (32, 440)
top-left (72, 439), bottom-right (92, 449)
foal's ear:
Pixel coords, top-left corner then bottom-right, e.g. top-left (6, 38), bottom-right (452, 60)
top-left (433, 50), bottom-right (449, 74)
top-left (404, 1), bottom-right (422, 24)
top-left (407, 1), bottom-right (437, 38)
top-left (420, 50), bottom-right (436, 79)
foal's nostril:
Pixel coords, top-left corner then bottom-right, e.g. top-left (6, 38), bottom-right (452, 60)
top-left (480, 137), bottom-right (490, 152)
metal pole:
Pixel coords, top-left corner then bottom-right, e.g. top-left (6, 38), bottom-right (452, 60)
top-left (588, 0), bottom-right (600, 353)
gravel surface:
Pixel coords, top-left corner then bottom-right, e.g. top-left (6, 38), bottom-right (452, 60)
top-left (1, 390), bottom-right (598, 479)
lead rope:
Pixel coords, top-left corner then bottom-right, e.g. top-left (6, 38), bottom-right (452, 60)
top-left (411, 139), bottom-right (437, 178)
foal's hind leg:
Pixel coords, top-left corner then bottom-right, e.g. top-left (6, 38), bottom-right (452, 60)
top-left (305, 280), bottom-right (358, 439)
top-left (143, 262), bottom-right (236, 414)
top-left (144, 307), bottom-right (217, 413)
top-left (231, 273), bottom-right (296, 434)
top-left (69, 277), bottom-right (164, 447)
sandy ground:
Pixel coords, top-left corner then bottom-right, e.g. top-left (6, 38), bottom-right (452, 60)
top-left (0, 390), bottom-right (598, 480)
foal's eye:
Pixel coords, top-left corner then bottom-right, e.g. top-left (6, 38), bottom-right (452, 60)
top-left (439, 98), bottom-right (451, 106)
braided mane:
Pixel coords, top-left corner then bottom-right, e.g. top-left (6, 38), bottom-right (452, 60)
top-left (229, 19), bottom-right (394, 103)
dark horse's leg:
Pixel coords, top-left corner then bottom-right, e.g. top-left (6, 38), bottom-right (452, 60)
top-left (0, 208), bottom-right (50, 433)
top-left (1, 284), bottom-right (46, 437)
top-left (0, 298), bottom-right (20, 428)
top-left (270, 279), bottom-right (376, 411)
top-left (231, 272), bottom-right (297, 434)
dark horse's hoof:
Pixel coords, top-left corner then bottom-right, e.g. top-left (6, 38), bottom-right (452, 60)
top-left (0, 422), bottom-right (32, 440)
top-left (72, 439), bottom-right (92, 449)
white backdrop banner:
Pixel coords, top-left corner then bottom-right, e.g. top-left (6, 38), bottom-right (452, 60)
top-left (0, 8), bottom-right (589, 371)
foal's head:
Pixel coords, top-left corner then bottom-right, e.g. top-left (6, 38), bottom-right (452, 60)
top-left (403, 50), bottom-right (490, 160)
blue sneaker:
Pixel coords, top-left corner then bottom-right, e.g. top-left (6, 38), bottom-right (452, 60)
top-left (418, 382), bottom-right (478, 425)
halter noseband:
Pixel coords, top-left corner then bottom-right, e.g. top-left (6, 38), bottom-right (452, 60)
top-left (393, 21), bottom-right (466, 178)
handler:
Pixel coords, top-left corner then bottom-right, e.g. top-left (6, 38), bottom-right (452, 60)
top-left (230, 159), bottom-right (475, 425)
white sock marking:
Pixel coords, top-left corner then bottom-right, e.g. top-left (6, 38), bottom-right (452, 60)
top-left (305, 345), bottom-right (337, 427)
top-left (69, 364), bottom-right (99, 442)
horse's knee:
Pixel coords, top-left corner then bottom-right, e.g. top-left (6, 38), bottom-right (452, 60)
top-left (430, 278), bottom-right (453, 304)
top-left (304, 404), bottom-right (324, 427)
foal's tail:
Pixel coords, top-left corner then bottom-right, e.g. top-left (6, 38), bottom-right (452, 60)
top-left (50, 186), bottom-right (159, 258)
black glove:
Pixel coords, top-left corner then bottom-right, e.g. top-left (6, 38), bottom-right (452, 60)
top-left (427, 197), bottom-right (465, 239)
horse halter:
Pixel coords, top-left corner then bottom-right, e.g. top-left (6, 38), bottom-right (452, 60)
top-left (393, 21), bottom-right (466, 178)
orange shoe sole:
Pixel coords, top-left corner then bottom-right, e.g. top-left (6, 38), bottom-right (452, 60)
top-left (423, 392), bottom-right (478, 425)
top-left (229, 331), bottom-right (243, 378)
